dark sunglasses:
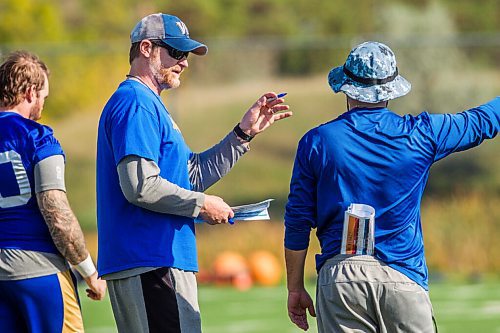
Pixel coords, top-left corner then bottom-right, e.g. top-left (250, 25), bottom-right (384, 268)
top-left (150, 40), bottom-right (189, 60)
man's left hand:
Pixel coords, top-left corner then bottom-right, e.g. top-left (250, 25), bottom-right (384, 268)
top-left (239, 92), bottom-right (292, 138)
top-left (288, 289), bottom-right (316, 331)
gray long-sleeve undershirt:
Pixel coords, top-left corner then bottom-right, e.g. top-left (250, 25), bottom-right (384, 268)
top-left (117, 131), bottom-right (249, 218)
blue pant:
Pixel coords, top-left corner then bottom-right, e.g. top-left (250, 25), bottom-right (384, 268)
top-left (0, 270), bottom-right (83, 333)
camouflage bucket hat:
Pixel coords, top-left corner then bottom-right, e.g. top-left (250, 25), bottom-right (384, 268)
top-left (328, 41), bottom-right (411, 103)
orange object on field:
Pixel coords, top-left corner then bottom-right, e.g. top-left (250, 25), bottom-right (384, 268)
top-left (248, 251), bottom-right (282, 286)
top-left (213, 251), bottom-right (253, 289)
top-left (213, 251), bottom-right (249, 279)
top-left (233, 271), bottom-right (253, 291)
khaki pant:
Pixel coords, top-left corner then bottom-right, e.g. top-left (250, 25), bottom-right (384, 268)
top-left (316, 255), bottom-right (436, 333)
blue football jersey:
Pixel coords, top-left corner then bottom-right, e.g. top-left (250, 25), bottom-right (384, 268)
top-left (0, 112), bottom-right (64, 254)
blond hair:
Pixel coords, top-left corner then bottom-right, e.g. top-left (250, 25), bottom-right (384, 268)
top-left (0, 51), bottom-right (49, 108)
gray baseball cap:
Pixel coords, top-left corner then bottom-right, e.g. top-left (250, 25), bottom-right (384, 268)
top-left (130, 13), bottom-right (208, 56)
top-left (328, 41), bottom-right (410, 103)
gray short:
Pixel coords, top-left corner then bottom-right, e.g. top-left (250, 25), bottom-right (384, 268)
top-left (316, 255), bottom-right (436, 333)
top-left (108, 267), bottom-right (201, 333)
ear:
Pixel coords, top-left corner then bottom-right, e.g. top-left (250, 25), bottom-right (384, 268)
top-left (139, 40), bottom-right (154, 58)
top-left (24, 85), bottom-right (36, 103)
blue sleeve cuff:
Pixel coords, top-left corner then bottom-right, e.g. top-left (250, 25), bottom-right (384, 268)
top-left (284, 222), bottom-right (311, 250)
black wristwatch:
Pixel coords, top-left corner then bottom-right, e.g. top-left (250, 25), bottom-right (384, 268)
top-left (233, 123), bottom-right (254, 142)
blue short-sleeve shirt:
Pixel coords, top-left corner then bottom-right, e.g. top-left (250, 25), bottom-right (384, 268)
top-left (96, 80), bottom-right (197, 275)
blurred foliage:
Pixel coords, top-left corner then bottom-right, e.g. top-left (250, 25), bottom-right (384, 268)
top-left (1, 0), bottom-right (498, 41)
top-left (378, 1), bottom-right (497, 116)
top-left (0, 0), bottom-right (65, 42)
top-left (1, 0), bottom-right (499, 115)
top-left (440, 0), bottom-right (500, 32)
top-left (422, 193), bottom-right (500, 275)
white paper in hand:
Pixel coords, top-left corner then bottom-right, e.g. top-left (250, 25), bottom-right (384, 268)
top-left (195, 199), bottom-right (273, 223)
top-left (231, 199), bottom-right (274, 221)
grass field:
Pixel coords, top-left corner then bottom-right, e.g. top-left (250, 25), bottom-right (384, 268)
top-left (80, 280), bottom-right (500, 333)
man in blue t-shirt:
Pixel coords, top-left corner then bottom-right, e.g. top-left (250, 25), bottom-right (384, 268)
top-left (96, 13), bottom-right (292, 333)
top-left (0, 51), bottom-right (106, 332)
top-left (284, 41), bottom-right (499, 332)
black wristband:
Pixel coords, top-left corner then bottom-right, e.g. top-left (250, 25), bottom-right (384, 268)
top-left (233, 123), bottom-right (254, 142)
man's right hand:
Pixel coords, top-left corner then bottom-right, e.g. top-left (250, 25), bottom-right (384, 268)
top-left (198, 194), bottom-right (234, 225)
top-left (84, 272), bottom-right (107, 301)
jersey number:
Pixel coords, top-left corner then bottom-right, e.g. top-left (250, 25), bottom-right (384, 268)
top-left (0, 150), bottom-right (32, 208)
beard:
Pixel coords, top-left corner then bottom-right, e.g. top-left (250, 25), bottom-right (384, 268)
top-left (150, 55), bottom-right (181, 90)
top-left (157, 67), bottom-right (181, 89)
top-left (29, 99), bottom-right (43, 121)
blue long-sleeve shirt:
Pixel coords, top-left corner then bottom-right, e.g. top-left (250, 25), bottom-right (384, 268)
top-left (284, 97), bottom-right (500, 290)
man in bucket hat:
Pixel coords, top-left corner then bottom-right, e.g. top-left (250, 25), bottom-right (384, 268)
top-left (284, 41), bottom-right (499, 332)
top-left (96, 13), bottom-right (292, 333)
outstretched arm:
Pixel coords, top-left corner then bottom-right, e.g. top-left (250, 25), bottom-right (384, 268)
top-left (430, 97), bottom-right (500, 161)
top-left (285, 248), bottom-right (316, 331)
